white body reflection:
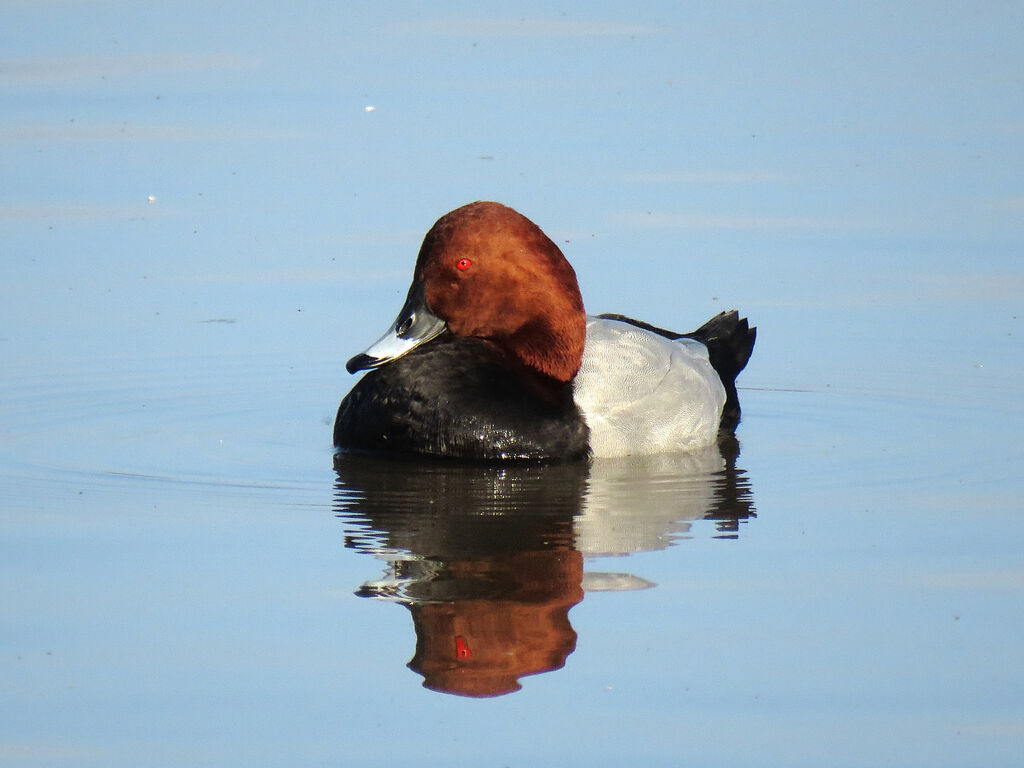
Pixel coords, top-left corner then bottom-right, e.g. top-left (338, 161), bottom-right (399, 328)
top-left (575, 448), bottom-right (726, 557)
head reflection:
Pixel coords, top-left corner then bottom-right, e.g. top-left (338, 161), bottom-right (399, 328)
top-left (405, 549), bottom-right (582, 697)
top-left (333, 444), bottom-right (754, 698)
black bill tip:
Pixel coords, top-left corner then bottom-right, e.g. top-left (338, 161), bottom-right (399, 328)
top-left (346, 353), bottom-right (378, 374)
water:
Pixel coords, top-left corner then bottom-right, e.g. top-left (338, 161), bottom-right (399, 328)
top-left (3, 2), bottom-right (1023, 766)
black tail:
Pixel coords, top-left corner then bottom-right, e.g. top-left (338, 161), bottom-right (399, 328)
top-left (682, 311), bottom-right (755, 432)
top-left (597, 310), bottom-right (756, 433)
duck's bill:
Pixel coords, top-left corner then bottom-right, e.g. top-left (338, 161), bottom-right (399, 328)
top-left (346, 281), bottom-right (447, 373)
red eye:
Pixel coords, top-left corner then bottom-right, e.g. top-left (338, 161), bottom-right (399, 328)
top-left (456, 257), bottom-right (472, 271)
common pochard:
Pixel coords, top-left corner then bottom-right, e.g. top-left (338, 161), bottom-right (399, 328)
top-left (334, 202), bottom-right (755, 461)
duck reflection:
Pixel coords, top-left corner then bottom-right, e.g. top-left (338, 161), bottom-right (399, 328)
top-left (333, 442), bottom-right (754, 698)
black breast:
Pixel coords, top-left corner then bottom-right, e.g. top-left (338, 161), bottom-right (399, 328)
top-left (333, 335), bottom-right (590, 461)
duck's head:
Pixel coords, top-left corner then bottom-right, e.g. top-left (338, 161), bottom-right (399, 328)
top-left (347, 202), bottom-right (587, 383)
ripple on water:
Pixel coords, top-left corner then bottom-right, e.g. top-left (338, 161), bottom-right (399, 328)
top-left (0, 353), bottom-right (339, 508)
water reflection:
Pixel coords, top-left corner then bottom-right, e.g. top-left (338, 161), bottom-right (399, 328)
top-left (333, 443), bottom-right (755, 697)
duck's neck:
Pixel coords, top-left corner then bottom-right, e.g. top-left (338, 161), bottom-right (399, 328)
top-left (506, 313), bottom-right (587, 384)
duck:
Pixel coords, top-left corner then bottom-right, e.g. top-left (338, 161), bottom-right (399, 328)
top-left (334, 201), bottom-right (755, 461)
